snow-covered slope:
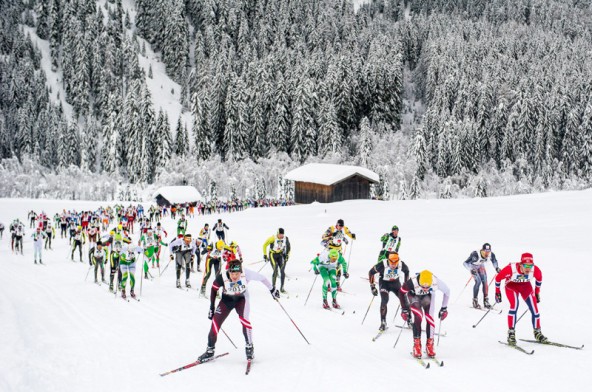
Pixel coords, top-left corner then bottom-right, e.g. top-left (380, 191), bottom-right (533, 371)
top-left (1, 190), bottom-right (590, 391)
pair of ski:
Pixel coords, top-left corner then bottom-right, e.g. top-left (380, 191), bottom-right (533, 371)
top-left (395, 325), bottom-right (447, 337)
top-left (413, 355), bottom-right (444, 369)
top-left (159, 352), bottom-right (252, 376)
top-left (499, 339), bottom-right (584, 354)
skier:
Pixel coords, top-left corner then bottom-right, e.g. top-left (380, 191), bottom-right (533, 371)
top-left (213, 219), bottom-right (229, 242)
top-left (262, 228), bottom-right (291, 293)
top-left (377, 225), bottom-right (401, 261)
top-left (139, 228), bottom-right (165, 278)
top-left (44, 221), bottom-right (55, 250)
top-left (91, 241), bottom-right (108, 284)
top-left (198, 223), bottom-right (211, 251)
top-left (321, 219), bottom-right (355, 291)
top-left (87, 223), bottom-right (100, 264)
top-left (154, 222), bottom-right (168, 267)
top-left (71, 226), bottom-right (86, 262)
top-left (368, 252), bottom-right (410, 331)
top-left (168, 234), bottom-right (198, 289)
top-left (463, 243), bottom-right (501, 309)
top-left (14, 222), bottom-right (25, 255)
top-left (310, 248), bottom-right (349, 309)
top-left (400, 270), bottom-right (450, 358)
top-left (28, 210), bottom-right (37, 228)
top-left (495, 252), bottom-right (547, 345)
top-left (119, 243), bottom-right (143, 299)
top-left (0, 221), bottom-right (4, 239)
top-left (31, 227), bottom-right (47, 264)
top-left (197, 260), bottom-right (280, 362)
top-left (177, 214), bottom-right (188, 236)
top-left (200, 240), bottom-right (226, 295)
top-left (108, 241), bottom-right (123, 292)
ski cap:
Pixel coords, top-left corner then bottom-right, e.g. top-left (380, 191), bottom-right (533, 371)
top-left (328, 249), bottom-right (340, 259)
top-left (216, 240), bottom-right (225, 250)
top-left (278, 228), bottom-right (285, 235)
top-left (228, 261), bottom-right (242, 272)
top-left (418, 270), bottom-right (433, 287)
top-left (392, 225), bottom-right (399, 231)
top-left (521, 252), bottom-right (534, 265)
top-left (388, 253), bottom-right (400, 263)
top-left (482, 243), bottom-right (492, 251)
top-left (336, 219), bottom-right (344, 227)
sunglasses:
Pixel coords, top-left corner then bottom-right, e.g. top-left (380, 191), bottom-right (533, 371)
top-left (521, 263), bottom-right (533, 269)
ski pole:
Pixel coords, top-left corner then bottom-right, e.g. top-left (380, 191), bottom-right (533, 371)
top-left (140, 259), bottom-right (144, 297)
top-left (361, 296), bottom-right (375, 325)
top-left (472, 307), bottom-right (493, 328)
top-left (85, 264), bottom-right (92, 281)
top-left (393, 320), bottom-right (406, 349)
top-left (340, 241), bottom-right (355, 290)
top-left (275, 299), bottom-right (310, 345)
top-left (453, 276), bottom-right (473, 304)
top-left (516, 309), bottom-right (528, 324)
top-left (391, 304), bottom-right (401, 324)
top-left (437, 320), bottom-right (443, 346)
top-left (248, 259), bottom-right (265, 265)
top-left (161, 258), bottom-right (173, 276)
top-left (221, 328), bottom-right (237, 349)
top-left (304, 274), bottom-right (318, 306)
top-left (257, 260), bottom-right (269, 273)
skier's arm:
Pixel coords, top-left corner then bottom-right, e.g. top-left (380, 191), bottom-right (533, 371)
top-left (401, 261), bottom-right (410, 282)
top-left (368, 263), bottom-right (382, 285)
top-left (285, 237), bottom-right (291, 259)
top-left (344, 226), bottom-right (355, 239)
top-left (245, 269), bottom-right (273, 290)
top-left (490, 252), bottom-right (500, 271)
top-left (533, 266), bottom-right (542, 294)
top-left (321, 227), bottom-right (332, 241)
top-left (168, 238), bottom-right (181, 254)
top-left (338, 254), bottom-right (348, 274)
top-left (224, 223), bottom-right (229, 230)
top-left (494, 264), bottom-right (513, 292)
top-left (394, 237), bottom-right (401, 252)
top-left (463, 251), bottom-right (479, 271)
top-left (262, 236), bottom-right (274, 257)
top-left (210, 274), bottom-right (224, 309)
top-left (310, 256), bottom-right (320, 273)
top-left (437, 278), bottom-right (451, 308)
top-left (399, 279), bottom-right (413, 309)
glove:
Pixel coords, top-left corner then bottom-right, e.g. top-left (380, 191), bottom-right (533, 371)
top-left (332, 232), bottom-right (338, 237)
top-left (314, 269), bottom-right (320, 275)
top-left (495, 291), bottom-right (502, 303)
top-left (471, 269), bottom-right (478, 276)
top-left (370, 285), bottom-right (378, 296)
top-left (208, 307), bottom-right (214, 320)
top-left (535, 293), bottom-right (540, 303)
top-left (270, 287), bottom-right (280, 299)
top-left (343, 272), bottom-right (349, 279)
top-left (263, 254), bottom-right (268, 262)
top-left (169, 255), bottom-right (174, 261)
top-left (351, 233), bottom-right (356, 240)
top-left (401, 309), bottom-right (410, 321)
top-left (496, 267), bottom-right (501, 273)
top-left (438, 307), bottom-right (448, 320)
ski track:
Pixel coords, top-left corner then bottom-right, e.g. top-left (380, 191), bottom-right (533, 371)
top-left (1, 191), bottom-right (591, 391)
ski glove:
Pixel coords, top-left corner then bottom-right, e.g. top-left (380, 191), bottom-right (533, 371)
top-left (270, 287), bottom-right (280, 299)
top-left (170, 255), bottom-right (174, 261)
top-left (401, 309), bottom-right (410, 321)
top-left (263, 254), bottom-right (268, 262)
top-left (495, 291), bottom-right (502, 303)
top-left (343, 272), bottom-right (350, 279)
top-left (535, 293), bottom-right (540, 303)
top-left (370, 285), bottom-right (378, 296)
top-left (351, 233), bottom-right (356, 240)
top-left (438, 307), bottom-right (448, 320)
top-left (208, 307), bottom-right (214, 320)
top-left (496, 267), bottom-right (501, 273)
top-left (314, 269), bottom-right (320, 275)
top-left (470, 269), bottom-right (478, 276)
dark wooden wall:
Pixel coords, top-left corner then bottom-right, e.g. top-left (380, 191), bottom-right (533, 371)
top-left (294, 175), bottom-right (373, 203)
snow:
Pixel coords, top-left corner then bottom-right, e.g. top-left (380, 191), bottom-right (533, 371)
top-left (284, 163), bottom-right (379, 186)
top-left (1, 189), bottom-right (591, 391)
top-left (153, 186), bottom-right (203, 204)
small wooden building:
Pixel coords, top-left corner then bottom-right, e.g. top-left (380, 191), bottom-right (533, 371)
top-left (153, 186), bottom-right (203, 206)
top-left (285, 164), bottom-right (379, 204)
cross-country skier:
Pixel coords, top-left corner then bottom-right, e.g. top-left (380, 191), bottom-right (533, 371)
top-left (495, 252), bottom-right (547, 345)
top-left (120, 243), bottom-right (143, 299)
top-left (140, 228), bottom-right (166, 278)
top-left (200, 240), bottom-right (225, 295)
top-left (464, 243), bottom-right (500, 309)
top-left (198, 223), bottom-right (211, 252)
top-left (154, 222), bottom-right (168, 266)
top-left (400, 270), bottom-right (450, 358)
top-left (31, 227), bottom-right (47, 264)
top-left (262, 228), bottom-right (291, 293)
top-left (310, 248), bottom-right (349, 309)
top-left (197, 260), bottom-right (280, 362)
top-left (71, 226), bottom-right (86, 262)
top-left (91, 241), bottom-right (108, 284)
top-left (213, 219), bottom-right (229, 242)
top-left (377, 225), bottom-right (401, 261)
top-left (368, 252), bottom-right (410, 331)
top-left (44, 221), bottom-right (55, 250)
top-left (321, 219), bottom-right (355, 291)
top-left (14, 222), bottom-right (25, 255)
top-left (169, 234), bottom-right (198, 289)
top-left (177, 214), bottom-right (188, 236)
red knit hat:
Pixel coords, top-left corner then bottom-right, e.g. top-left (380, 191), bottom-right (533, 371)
top-left (521, 252), bottom-right (534, 263)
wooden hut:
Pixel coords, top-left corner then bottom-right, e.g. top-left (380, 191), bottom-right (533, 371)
top-left (284, 164), bottom-right (379, 204)
top-left (153, 186), bottom-right (203, 206)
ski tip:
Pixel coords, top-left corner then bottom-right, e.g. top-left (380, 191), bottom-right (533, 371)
top-left (425, 362), bottom-right (430, 369)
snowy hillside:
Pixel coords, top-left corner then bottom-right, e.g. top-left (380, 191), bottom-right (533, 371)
top-left (1, 190), bottom-right (590, 391)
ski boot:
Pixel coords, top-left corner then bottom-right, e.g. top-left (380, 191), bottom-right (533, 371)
top-left (426, 338), bottom-right (436, 358)
top-left (39, 259), bottom-right (43, 265)
top-left (185, 279), bottom-right (192, 288)
top-left (472, 298), bottom-right (482, 309)
top-left (109, 284), bottom-right (114, 293)
top-left (322, 299), bottom-right (330, 309)
top-left (130, 290), bottom-right (136, 299)
top-left (176, 279), bottom-right (182, 289)
top-left (197, 265), bottom-right (202, 272)
top-left (157, 262), bottom-right (160, 269)
top-left (534, 328), bottom-right (548, 343)
top-left (245, 344), bottom-right (254, 360)
top-left (336, 285), bottom-right (343, 292)
top-left (507, 328), bottom-right (516, 345)
top-left (34, 259), bottom-right (37, 264)
top-left (412, 338), bottom-right (422, 358)
top-left (483, 297), bottom-right (492, 309)
top-left (280, 287), bottom-right (287, 294)
top-left (332, 299), bottom-right (341, 309)
top-left (198, 346), bottom-right (215, 362)
top-left (379, 320), bottom-right (387, 332)
top-left (200, 285), bottom-right (206, 296)
top-left (121, 290), bottom-right (127, 299)
top-left (94, 278), bottom-right (98, 284)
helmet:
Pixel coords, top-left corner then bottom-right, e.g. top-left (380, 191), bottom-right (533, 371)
top-left (336, 219), bottom-right (344, 227)
top-left (77, 225), bottom-right (82, 230)
top-left (418, 270), bottom-right (433, 288)
top-left (229, 241), bottom-right (237, 248)
top-left (97, 241), bottom-right (103, 247)
top-left (392, 225), bottom-right (399, 231)
top-left (328, 249), bottom-right (339, 259)
top-left (228, 260), bottom-right (242, 272)
top-left (482, 243), bottom-right (492, 252)
top-left (117, 224), bottom-right (123, 230)
top-left (216, 240), bottom-right (225, 250)
top-left (388, 253), bottom-right (400, 263)
top-left (278, 228), bottom-right (285, 235)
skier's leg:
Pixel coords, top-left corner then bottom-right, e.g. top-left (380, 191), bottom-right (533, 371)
top-left (423, 296), bottom-right (435, 339)
top-left (236, 297), bottom-right (253, 345)
top-left (319, 268), bottom-right (330, 300)
top-left (270, 253), bottom-right (279, 288)
top-left (505, 285), bottom-right (520, 329)
top-left (409, 300), bottom-right (423, 338)
top-left (522, 288), bottom-right (540, 329)
top-left (473, 270), bottom-right (482, 299)
top-left (207, 301), bottom-right (232, 348)
top-left (379, 287), bottom-right (390, 321)
top-left (328, 269), bottom-right (338, 299)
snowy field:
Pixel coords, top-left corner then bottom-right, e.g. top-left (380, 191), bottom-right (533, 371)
top-left (1, 190), bottom-right (591, 391)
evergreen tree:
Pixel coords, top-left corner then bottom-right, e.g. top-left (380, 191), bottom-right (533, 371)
top-left (174, 116), bottom-right (189, 157)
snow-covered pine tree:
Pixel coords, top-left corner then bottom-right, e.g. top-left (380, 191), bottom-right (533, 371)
top-left (317, 96), bottom-right (341, 157)
top-left (358, 117), bottom-right (373, 167)
top-left (174, 116), bottom-right (189, 157)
